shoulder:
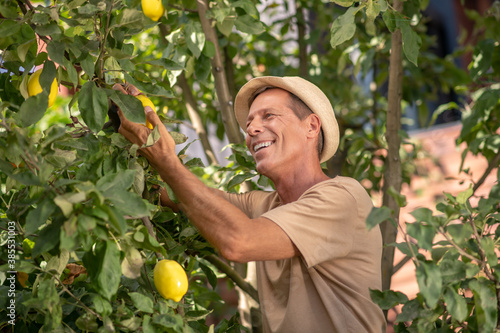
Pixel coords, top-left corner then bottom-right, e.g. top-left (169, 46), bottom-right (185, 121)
top-left (302, 176), bottom-right (373, 216)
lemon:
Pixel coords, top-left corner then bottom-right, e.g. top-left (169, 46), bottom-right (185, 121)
top-left (153, 259), bottom-right (188, 302)
top-left (27, 69), bottom-right (58, 107)
top-left (135, 94), bottom-right (156, 129)
top-left (141, 0), bottom-right (164, 22)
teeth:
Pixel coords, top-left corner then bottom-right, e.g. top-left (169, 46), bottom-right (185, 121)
top-left (254, 142), bottom-right (273, 152)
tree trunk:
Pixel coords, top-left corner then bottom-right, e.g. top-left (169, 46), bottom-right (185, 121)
top-left (196, 1), bottom-right (259, 331)
top-left (381, 0), bottom-right (404, 292)
top-left (196, 0), bottom-right (243, 145)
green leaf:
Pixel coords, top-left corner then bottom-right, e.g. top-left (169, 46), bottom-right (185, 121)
top-left (102, 205), bottom-right (127, 235)
top-left (234, 15), bottom-right (265, 35)
top-left (382, 10), bottom-right (396, 32)
top-left (469, 279), bottom-right (498, 333)
top-left (108, 191), bottom-right (151, 217)
top-left (456, 186), bottom-right (473, 205)
top-left (78, 81), bottom-right (108, 133)
top-left (152, 313), bottom-right (183, 329)
top-left (115, 8), bottom-right (145, 29)
top-left (0, 20), bottom-right (21, 37)
top-left (369, 289), bottom-right (409, 310)
top-left (399, 20), bottom-right (421, 67)
top-left (17, 93), bottom-right (48, 127)
top-left (232, 0), bottom-right (259, 17)
top-left (330, 7), bottom-right (358, 48)
top-left (199, 262), bottom-right (218, 290)
top-left (25, 199), bottom-right (57, 234)
top-left (406, 223), bottom-right (435, 251)
top-left (146, 59), bottom-right (184, 71)
top-left (366, 206), bottom-right (392, 230)
top-left (416, 261), bottom-right (442, 308)
top-left (470, 39), bottom-right (495, 80)
top-left (17, 39), bottom-right (36, 63)
top-left (446, 223), bottom-right (473, 247)
top-left (227, 172), bottom-right (255, 190)
top-left (387, 186), bottom-right (407, 207)
top-left (365, 0), bottom-right (381, 36)
top-left (443, 286), bottom-right (468, 322)
top-left (46, 40), bottom-right (66, 66)
top-left (332, 0), bottom-right (355, 6)
top-left (410, 207), bottom-right (433, 223)
top-left (108, 90), bottom-right (146, 124)
top-left (439, 256), bottom-right (467, 283)
top-left (217, 16), bottom-right (235, 37)
top-left (35, 22), bottom-right (61, 36)
top-left (32, 220), bottom-right (62, 258)
top-left (96, 170), bottom-right (135, 195)
top-left (83, 241), bottom-right (121, 301)
top-left (185, 21), bottom-right (205, 59)
top-left (480, 237), bottom-right (498, 267)
top-left (129, 292), bottom-right (154, 313)
top-left (121, 247), bottom-right (144, 279)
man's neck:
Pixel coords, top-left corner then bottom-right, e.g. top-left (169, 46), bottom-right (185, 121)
top-left (272, 164), bottom-right (330, 204)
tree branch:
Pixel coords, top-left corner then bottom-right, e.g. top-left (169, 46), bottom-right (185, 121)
top-left (195, 0), bottom-right (244, 145)
top-left (204, 254), bottom-right (259, 302)
top-left (296, 2), bottom-right (308, 78)
top-left (380, 0), bottom-right (404, 292)
top-left (472, 149), bottom-right (500, 193)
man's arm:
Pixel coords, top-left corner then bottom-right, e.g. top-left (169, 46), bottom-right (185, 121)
top-left (118, 104), bottom-right (299, 263)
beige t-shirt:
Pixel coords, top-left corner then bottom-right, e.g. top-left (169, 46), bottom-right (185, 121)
top-left (224, 176), bottom-right (386, 333)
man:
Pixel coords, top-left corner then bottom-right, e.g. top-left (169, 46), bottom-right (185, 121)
top-left (117, 76), bottom-right (386, 332)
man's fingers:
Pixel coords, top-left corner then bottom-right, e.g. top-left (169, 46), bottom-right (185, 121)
top-left (145, 106), bottom-right (163, 130)
top-left (112, 83), bottom-right (127, 94)
top-left (125, 84), bottom-right (141, 96)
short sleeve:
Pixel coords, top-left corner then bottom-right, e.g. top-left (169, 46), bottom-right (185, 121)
top-left (262, 182), bottom-right (366, 268)
top-left (221, 191), bottom-right (277, 219)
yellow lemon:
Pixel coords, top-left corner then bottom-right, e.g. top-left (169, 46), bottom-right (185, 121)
top-left (141, 0), bottom-right (164, 22)
top-left (153, 259), bottom-right (188, 302)
top-left (27, 69), bottom-right (58, 107)
top-left (135, 94), bottom-right (156, 129)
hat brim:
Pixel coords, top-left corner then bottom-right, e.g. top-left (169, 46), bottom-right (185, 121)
top-left (234, 76), bottom-right (339, 164)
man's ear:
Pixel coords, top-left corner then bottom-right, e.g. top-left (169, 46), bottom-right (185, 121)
top-left (306, 114), bottom-right (322, 139)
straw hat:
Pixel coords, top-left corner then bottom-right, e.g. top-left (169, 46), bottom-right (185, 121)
top-left (234, 76), bottom-right (339, 163)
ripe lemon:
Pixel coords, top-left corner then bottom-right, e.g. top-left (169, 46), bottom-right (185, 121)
top-left (27, 69), bottom-right (58, 107)
top-left (141, 0), bottom-right (164, 22)
top-left (153, 259), bottom-right (188, 302)
top-left (135, 94), bottom-right (156, 129)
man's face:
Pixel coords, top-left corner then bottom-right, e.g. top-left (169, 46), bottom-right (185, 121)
top-left (245, 88), bottom-right (311, 177)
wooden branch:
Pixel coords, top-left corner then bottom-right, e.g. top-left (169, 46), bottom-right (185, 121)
top-left (204, 254), bottom-right (259, 302)
top-left (196, 0), bottom-right (244, 145)
top-left (141, 216), bottom-right (164, 259)
top-left (296, 2), bottom-right (308, 78)
top-left (392, 255), bottom-right (412, 274)
top-left (472, 149), bottom-right (500, 193)
top-left (380, 0), bottom-right (404, 292)
top-left (177, 73), bottom-right (220, 166)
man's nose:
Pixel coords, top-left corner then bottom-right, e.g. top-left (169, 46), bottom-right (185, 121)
top-left (246, 119), bottom-right (262, 136)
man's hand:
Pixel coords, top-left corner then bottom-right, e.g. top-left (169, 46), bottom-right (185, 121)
top-left (113, 83), bottom-right (176, 170)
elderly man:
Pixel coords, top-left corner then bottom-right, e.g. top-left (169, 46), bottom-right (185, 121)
top-left (117, 76), bottom-right (386, 332)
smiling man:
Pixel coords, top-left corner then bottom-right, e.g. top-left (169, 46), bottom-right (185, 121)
top-left (117, 76), bottom-right (386, 332)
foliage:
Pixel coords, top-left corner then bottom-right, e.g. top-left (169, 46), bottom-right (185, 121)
top-left (367, 2), bottom-right (500, 331)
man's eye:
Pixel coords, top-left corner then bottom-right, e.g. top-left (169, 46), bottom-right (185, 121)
top-left (265, 113), bottom-right (274, 119)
